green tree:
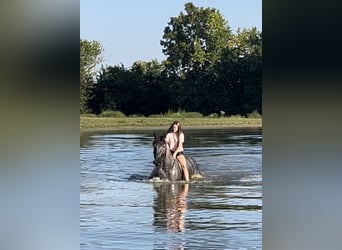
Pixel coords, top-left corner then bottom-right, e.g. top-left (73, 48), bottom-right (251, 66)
top-left (160, 2), bottom-right (232, 112)
top-left (229, 28), bottom-right (262, 115)
top-left (160, 2), bottom-right (232, 75)
top-left (130, 60), bottom-right (170, 115)
top-left (92, 61), bottom-right (170, 116)
top-left (83, 3), bottom-right (262, 117)
top-left (91, 64), bottom-right (129, 114)
top-left (213, 27), bottom-right (262, 115)
top-left (80, 39), bottom-right (104, 113)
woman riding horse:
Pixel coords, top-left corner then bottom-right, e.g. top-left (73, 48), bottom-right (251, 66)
top-left (149, 121), bottom-right (202, 181)
top-left (165, 121), bottom-right (189, 181)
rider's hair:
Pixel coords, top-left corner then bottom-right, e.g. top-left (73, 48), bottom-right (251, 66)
top-left (167, 120), bottom-right (182, 138)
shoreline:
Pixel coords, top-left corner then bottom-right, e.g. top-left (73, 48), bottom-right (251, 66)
top-left (80, 117), bottom-right (262, 133)
top-left (80, 124), bottom-right (262, 133)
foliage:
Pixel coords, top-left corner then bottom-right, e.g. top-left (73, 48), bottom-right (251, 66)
top-left (183, 112), bottom-right (203, 118)
top-left (246, 110), bottom-right (262, 118)
top-left (80, 2), bottom-right (262, 118)
top-left (99, 110), bottom-right (126, 117)
top-left (80, 113), bottom-right (98, 117)
top-left (148, 114), bottom-right (165, 118)
top-left (90, 61), bottom-right (170, 116)
top-left (229, 114), bottom-right (243, 119)
top-left (161, 2), bottom-right (231, 74)
top-left (148, 110), bottom-right (203, 118)
top-left (206, 113), bottom-right (218, 118)
top-left (80, 39), bottom-right (104, 113)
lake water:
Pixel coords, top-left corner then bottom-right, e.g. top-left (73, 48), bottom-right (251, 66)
top-left (80, 127), bottom-right (262, 249)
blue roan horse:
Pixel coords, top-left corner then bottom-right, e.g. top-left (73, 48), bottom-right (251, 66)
top-left (149, 133), bottom-right (203, 181)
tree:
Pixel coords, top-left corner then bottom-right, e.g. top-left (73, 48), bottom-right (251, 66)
top-left (229, 28), bottom-right (262, 115)
top-left (82, 3), bottom-right (262, 117)
top-left (130, 60), bottom-right (170, 115)
top-left (80, 39), bottom-right (104, 113)
top-left (90, 64), bottom-right (129, 114)
top-left (212, 27), bottom-right (262, 115)
top-left (91, 61), bottom-right (170, 116)
top-left (160, 2), bottom-right (232, 112)
top-left (160, 2), bottom-right (232, 75)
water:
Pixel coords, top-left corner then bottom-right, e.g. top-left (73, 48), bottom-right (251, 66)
top-left (80, 128), bottom-right (262, 249)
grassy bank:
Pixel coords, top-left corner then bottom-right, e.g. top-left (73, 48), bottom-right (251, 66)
top-left (80, 117), bottom-right (262, 130)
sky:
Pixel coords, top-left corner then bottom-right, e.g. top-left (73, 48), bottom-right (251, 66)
top-left (80, 0), bottom-right (262, 68)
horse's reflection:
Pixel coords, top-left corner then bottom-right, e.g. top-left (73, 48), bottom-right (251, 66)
top-left (152, 183), bottom-right (189, 233)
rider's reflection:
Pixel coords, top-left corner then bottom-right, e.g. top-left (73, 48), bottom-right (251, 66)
top-left (152, 183), bottom-right (189, 232)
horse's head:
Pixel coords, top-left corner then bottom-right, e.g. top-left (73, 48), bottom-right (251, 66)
top-left (153, 132), bottom-right (167, 166)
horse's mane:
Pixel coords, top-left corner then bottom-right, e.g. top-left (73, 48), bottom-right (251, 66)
top-left (153, 132), bottom-right (166, 144)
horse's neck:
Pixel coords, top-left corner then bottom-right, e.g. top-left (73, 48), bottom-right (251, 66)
top-left (164, 145), bottom-right (175, 165)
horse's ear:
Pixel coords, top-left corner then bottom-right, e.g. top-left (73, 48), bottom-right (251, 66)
top-left (163, 131), bottom-right (166, 138)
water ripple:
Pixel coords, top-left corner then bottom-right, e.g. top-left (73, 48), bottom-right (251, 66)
top-left (81, 128), bottom-right (262, 250)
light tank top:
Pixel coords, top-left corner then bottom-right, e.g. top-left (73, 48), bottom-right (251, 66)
top-left (165, 132), bottom-right (184, 152)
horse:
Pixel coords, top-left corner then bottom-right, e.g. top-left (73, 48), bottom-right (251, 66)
top-left (148, 133), bottom-right (203, 181)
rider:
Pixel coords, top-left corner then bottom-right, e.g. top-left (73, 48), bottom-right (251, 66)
top-left (165, 121), bottom-right (189, 181)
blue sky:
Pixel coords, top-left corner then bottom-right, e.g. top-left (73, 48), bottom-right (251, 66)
top-left (80, 0), bottom-right (262, 67)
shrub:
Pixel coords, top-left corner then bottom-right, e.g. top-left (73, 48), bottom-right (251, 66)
top-left (164, 109), bottom-right (184, 118)
top-left (164, 110), bottom-right (203, 118)
top-left (129, 114), bottom-right (145, 117)
top-left (80, 113), bottom-right (97, 117)
top-left (183, 112), bottom-right (203, 118)
top-left (148, 114), bottom-right (165, 118)
top-left (206, 113), bottom-right (218, 118)
top-left (99, 110), bottom-right (126, 117)
top-left (247, 110), bottom-right (262, 118)
top-left (229, 114), bottom-right (243, 119)
top-left (165, 112), bottom-right (183, 118)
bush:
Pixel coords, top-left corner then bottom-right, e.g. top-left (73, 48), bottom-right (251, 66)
top-left (129, 114), bottom-right (145, 117)
top-left (163, 109), bottom-right (203, 118)
top-left (80, 113), bottom-right (97, 117)
top-left (99, 110), bottom-right (126, 117)
top-left (164, 108), bottom-right (184, 118)
top-left (229, 114), bottom-right (243, 119)
top-left (206, 113), bottom-right (218, 118)
top-left (165, 112), bottom-right (183, 118)
top-left (183, 112), bottom-right (203, 118)
top-left (148, 114), bottom-right (165, 118)
top-left (247, 110), bottom-right (262, 118)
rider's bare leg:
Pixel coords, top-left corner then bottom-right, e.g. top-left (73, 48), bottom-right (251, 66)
top-left (177, 154), bottom-right (189, 181)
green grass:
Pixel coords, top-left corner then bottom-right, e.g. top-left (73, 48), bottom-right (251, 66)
top-left (80, 116), bottom-right (262, 130)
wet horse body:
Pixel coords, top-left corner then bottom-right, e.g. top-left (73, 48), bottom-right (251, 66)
top-left (149, 134), bottom-right (202, 181)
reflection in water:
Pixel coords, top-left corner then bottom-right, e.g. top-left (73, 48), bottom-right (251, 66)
top-left (153, 183), bottom-right (189, 233)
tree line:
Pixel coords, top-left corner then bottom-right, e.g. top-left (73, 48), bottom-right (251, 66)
top-left (80, 2), bottom-right (262, 117)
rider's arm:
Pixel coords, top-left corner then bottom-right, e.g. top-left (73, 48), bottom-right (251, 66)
top-left (165, 133), bottom-right (170, 145)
